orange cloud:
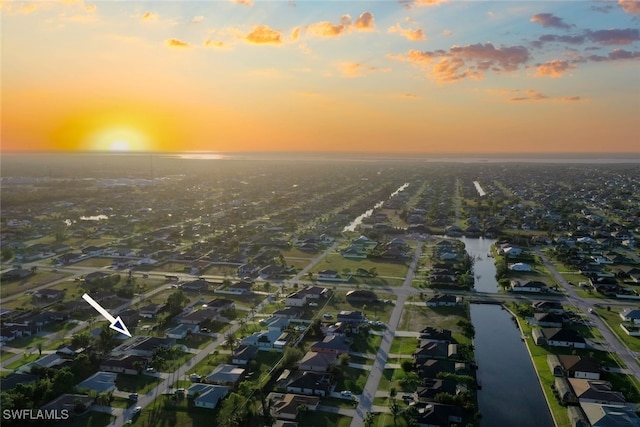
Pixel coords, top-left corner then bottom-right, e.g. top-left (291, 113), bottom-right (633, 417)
top-left (535, 59), bottom-right (575, 77)
top-left (619, 0), bottom-right (640, 14)
top-left (409, 0), bottom-right (450, 6)
top-left (233, 0), bottom-right (254, 6)
top-left (165, 38), bottom-right (189, 48)
top-left (388, 24), bottom-right (427, 41)
top-left (354, 12), bottom-right (375, 31)
top-left (530, 13), bottom-right (571, 29)
top-left (291, 27), bottom-right (301, 41)
top-left (245, 25), bottom-right (282, 44)
top-left (340, 62), bottom-right (389, 78)
top-left (307, 12), bottom-right (375, 37)
top-left (204, 40), bottom-right (226, 49)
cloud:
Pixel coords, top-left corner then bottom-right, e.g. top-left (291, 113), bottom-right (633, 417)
top-left (307, 15), bottom-right (352, 37)
top-left (165, 38), bottom-right (189, 48)
top-left (619, 0), bottom-right (640, 14)
top-left (585, 48), bottom-right (640, 62)
top-left (588, 28), bottom-right (640, 45)
top-left (291, 27), bottom-right (301, 42)
top-left (340, 62), bottom-right (390, 78)
top-left (510, 89), bottom-right (548, 102)
top-left (530, 13), bottom-right (571, 29)
top-left (204, 40), bottom-right (226, 49)
top-left (354, 12), bottom-right (375, 31)
top-left (306, 12), bottom-right (375, 37)
top-left (531, 34), bottom-right (586, 48)
top-left (233, 0), bottom-right (254, 6)
top-left (388, 24), bottom-right (427, 41)
top-left (392, 42), bottom-right (530, 82)
top-left (535, 59), bottom-right (575, 77)
top-left (485, 88), bottom-right (583, 103)
top-left (401, 93), bottom-right (419, 98)
top-left (442, 29), bottom-right (453, 37)
top-left (192, 16), bottom-right (204, 24)
top-left (244, 25), bottom-right (282, 44)
top-left (141, 12), bottom-right (158, 22)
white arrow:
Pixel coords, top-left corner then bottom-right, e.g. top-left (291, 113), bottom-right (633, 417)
top-left (82, 293), bottom-right (132, 337)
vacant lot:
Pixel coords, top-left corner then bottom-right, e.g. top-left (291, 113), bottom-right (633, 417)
top-left (116, 374), bottom-right (162, 394)
top-left (1, 271), bottom-right (70, 299)
top-left (312, 253), bottom-right (410, 287)
top-left (72, 257), bottom-right (114, 268)
top-left (399, 304), bottom-right (471, 345)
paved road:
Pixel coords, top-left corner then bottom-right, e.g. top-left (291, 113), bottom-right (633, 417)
top-left (350, 244), bottom-right (422, 427)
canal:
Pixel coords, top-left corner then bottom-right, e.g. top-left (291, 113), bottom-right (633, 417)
top-left (456, 236), bottom-right (499, 293)
top-left (471, 304), bottom-right (554, 427)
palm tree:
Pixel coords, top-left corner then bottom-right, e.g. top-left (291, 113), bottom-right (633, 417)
top-left (389, 400), bottom-right (401, 427)
top-left (225, 333), bottom-right (237, 349)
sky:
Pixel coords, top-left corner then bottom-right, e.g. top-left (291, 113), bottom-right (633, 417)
top-left (1, 0), bottom-right (639, 154)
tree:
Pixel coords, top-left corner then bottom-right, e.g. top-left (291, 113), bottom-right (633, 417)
top-left (217, 392), bottom-right (248, 427)
top-left (389, 399), bottom-right (401, 427)
top-left (1, 246), bottom-right (14, 261)
top-left (224, 333), bottom-right (237, 349)
top-left (401, 360), bottom-right (413, 372)
top-left (167, 290), bottom-right (189, 315)
top-left (98, 324), bottom-right (115, 354)
top-left (282, 347), bottom-right (303, 369)
top-left (338, 353), bottom-right (350, 367)
top-left (365, 412), bottom-right (375, 427)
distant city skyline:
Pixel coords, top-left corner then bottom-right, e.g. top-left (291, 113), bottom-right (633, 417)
top-left (2, 0), bottom-right (639, 153)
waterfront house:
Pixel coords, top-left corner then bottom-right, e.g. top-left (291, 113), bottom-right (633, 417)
top-left (548, 354), bottom-right (601, 380)
top-left (533, 328), bottom-right (586, 349)
top-left (569, 378), bottom-right (629, 407)
top-left (511, 280), bottom-right (548, 293)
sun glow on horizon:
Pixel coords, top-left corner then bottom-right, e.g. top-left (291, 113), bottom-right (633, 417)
top-left (87, 127), bottom-right (149, 152)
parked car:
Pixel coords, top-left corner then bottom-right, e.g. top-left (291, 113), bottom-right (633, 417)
top-left (340, 390), bottom-right (352, 397)
top-left (323, 313), bottom-right (333, 319)
top-left (132, 407), bottom-right (142, 415)
top-left (129, 393), bottom-right (138, 401)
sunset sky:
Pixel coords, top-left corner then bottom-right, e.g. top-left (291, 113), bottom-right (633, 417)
top-left (2, 0), bottom-right (639, 154)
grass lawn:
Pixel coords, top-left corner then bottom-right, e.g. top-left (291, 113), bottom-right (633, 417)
top-left (160, 351), bottom-right (194, 373)
top-left (176, 334), bottom-right (214, 350)
top-left (370, 412), bottom-right (411, 427)
top-left (321, 396), bottom-right (360, 409)
top-left (399, 305), bottom-right (472, 345)
top-left (0, 271), bottom-right (70, 299)
top-left (351, 334), bottom-right (383, 355)
top-left (67, 411), bottom-right (114, 427)
top-left (5, 334), bottom-right (47, 349)
top-left (116, 374), bottom-right (163, 394)
top-left (5, 353), bottom-right (40, 369)
top-left (111, 397), bottom-right (134, 409)
top-left (72, 257), bottom-right (114, 268)
top-left (312, 253), bottom-right (410, 285)
top-left (389, 337), bottom-right (418, 355)
top-left (130, 395), bottom-right (215, 427)
top-left (350, 355), bottom-right (374, 366)
top-left (1, 351), bottom-right (15, 362)
top-left (321, 292), bottom-right (395, 324)
top-left (335, 366), bottom-right (370, 394)
top-left (594, 308), bottom-right (640, 352)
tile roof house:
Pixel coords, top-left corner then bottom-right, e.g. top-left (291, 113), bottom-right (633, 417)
top-left (548, 354), bottom-right (601, 380)
top-left (580, 402), bottom-right (640, 427)
top-left (533, 328), bottom-right (587, 349)
top-left (568, 379), bottom-right (629, 407)
top-left (310, 336), bottom-right (350, 355)
top-left (269, 393), bottom-right (320, 420)
top-left (298, 351), bottom-right (337, 372)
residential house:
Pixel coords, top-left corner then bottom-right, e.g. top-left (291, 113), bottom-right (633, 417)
top-left (205, 364), bottom-right (246, 389)
top-left (204, 298), bottom-right (235, 313)
top-left (41, 393), bottom-right (93, 415)
top-left (179, 308), bottom-right (219, 326)
top-left (532, 312), bottom-right (564, 328)
top-left (232, 344), bottom-right (259, 366)
top-left (298, 351), bottom-right (337, 372)
top-left (284, 291), bottom-right (307, 307)
top-left (241, 329), bottom-right (289, 351)
top-left (533, 328), bottom-right (586, 349)
top-left (100, 354), bottom-right (149, 375)
top-left (273, 307), bottom-right (304, 320)
top-left (580, 402), bottom-right (640, 427)
top-left (166, 323), bottom-right (199, 339)
top-left (269, 393), bottom-right (320, 420)
top-left (337, 311), bottom-right (365, 325)
top-left (426, 294), bottom-right (459, 307)
top-left (139, 303), bottom-right (163, 319)
top-left (111, 336), bottom-right (176, 357)
top-left (419, 328), bottom-right (453, 343)
top-left (569, 379), bottom-right (629, 407)
top-left (181, 279), bottom-right (209, 292)
top-left (76, 371), bottom-right (117, 394)
top-left (228, 280), bottom-right (254, 294)
top-left (285, 371), bottom-right (331, 397)
top-left (548, 355), bottom-right (601, 380)
top-left (413, 341), bottom-right (458, 362)
top-left (345, 289), bottom-right (378, 303)
top-left (34, 289), bottom-right (65, 300)
top-left (187, 384), bottom-right (229, 410)
top-left (532, 301), bottom-right (564, 314)
top-left (620, 308), bottom-right (640, 324)
top-left (413, 378), bottom-right (459, 403)
top-left (511, 280), bottom-right (548, 293)
top-left (509, 263), bottom-right (532, 272)
top-left (310, 336), bottom-right (350, 355)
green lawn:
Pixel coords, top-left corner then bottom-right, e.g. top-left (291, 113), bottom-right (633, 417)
top-left (72, 257), bottom-right (115, 268)
top-left (129, 395), bottom-right (217, 427)
top-left (320, 292), bottom-right (395, 324)
top-left (5, 353), bottom-right (40, 369)
top-left (389, 337), bottom-right (418, 355)
top-left (176, 334), bottom-right (215, 350)
top-left (398, 305), bottom-right (472, 345)
top-left (116, 374), bottom-right (163, 394)
top-left (334, 366), bottom-right (370, 394)
top-left (111, 396), bottom-right (134, 409)
top-left (595, 308), bottom-right (640, 352)
top-left (351, 334), bottom-right (383, 355)
top-left (312, 253), bottom-right (410, 287)
top-left (4, 334), bottom-right (47, 349)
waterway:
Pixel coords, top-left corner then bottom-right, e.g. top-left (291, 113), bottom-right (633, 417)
top-left (456, 236), bottom-right (498, 293)
top-left (473, 181), bottom-right (486, 196)
top-left (342, 183), bottom-right (409, 232)
top-left (471, 304), bottom-right (554, 427)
